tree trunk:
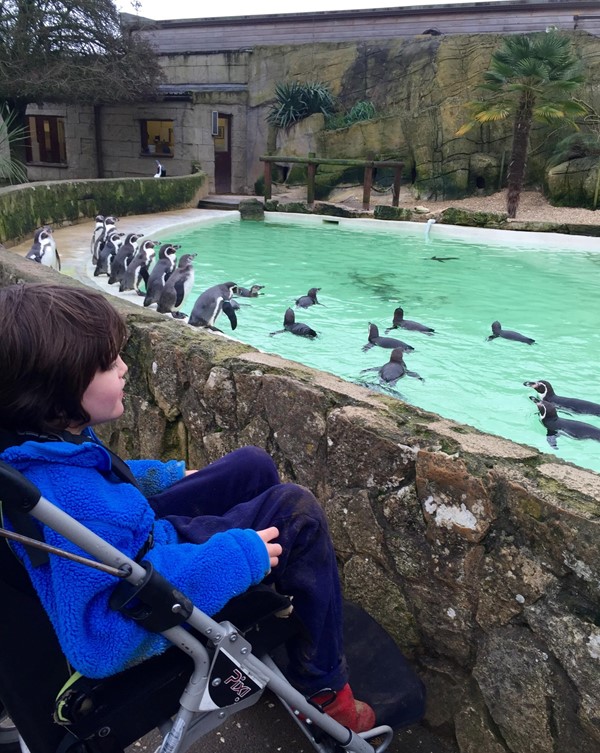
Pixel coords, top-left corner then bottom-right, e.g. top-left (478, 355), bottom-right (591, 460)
top-left (506, 91), bottom-right (534, 219)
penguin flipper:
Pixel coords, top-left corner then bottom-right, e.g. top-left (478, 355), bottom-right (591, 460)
top-left (361, 343), bottom-right (374, 352)
top-left (222, 301), bottom-right (238, 331)
top-left (173, 279), bottom-right (186, 308)
top-left (407, 370), bottom-right (424, 382)
top-left (360, 367), bottom-right (380, 374)
top-left (56, 250), bottom-right (61, 271)
top-left (269, 328), bottom-right (286, 336)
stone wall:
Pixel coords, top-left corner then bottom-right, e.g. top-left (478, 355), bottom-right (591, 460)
top-left (25, 103), bottom-right (98, 182)
top-left (254, 31), bottom-right (600, 199)
top-left (1, 251), bottom-right (600, 753)
top-left (0, 173), bottom-right (207, 246)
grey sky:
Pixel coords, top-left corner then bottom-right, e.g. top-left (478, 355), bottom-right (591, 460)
top-left (117, 0), bottom-right (511, 22)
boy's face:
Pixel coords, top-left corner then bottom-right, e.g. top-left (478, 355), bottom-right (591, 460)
top-left (78, 355), bottom-right (128, 430)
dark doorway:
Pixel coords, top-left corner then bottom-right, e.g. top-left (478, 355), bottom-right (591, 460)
top-left (214, 114), bottom-right (232, 193)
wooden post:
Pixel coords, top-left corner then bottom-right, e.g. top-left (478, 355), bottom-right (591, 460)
top-left (307, 153), bottom-right (316, 206)
top-left (392, 165), bottom-right (402, 207)
top-left (263, 160), bottom-right (272, 200)
top-left (363, 165), bottom-right (373, 210)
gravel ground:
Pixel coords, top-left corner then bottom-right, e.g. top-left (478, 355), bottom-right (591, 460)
top-left (273, 185), bottom-right (600, 226)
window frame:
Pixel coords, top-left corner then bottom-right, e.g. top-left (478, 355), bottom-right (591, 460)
top-left (25, 115), bottom-right (67, 166)
top-left (140, 118), bottom-right (174, 158)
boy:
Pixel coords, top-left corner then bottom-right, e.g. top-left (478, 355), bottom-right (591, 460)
top-left (0, 282), bottom-right (374, 732)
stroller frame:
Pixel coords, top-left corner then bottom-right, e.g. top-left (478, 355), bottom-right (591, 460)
top-left (0, 461), bottom-right (394, 753)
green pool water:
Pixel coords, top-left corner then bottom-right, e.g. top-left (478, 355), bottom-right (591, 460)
top-left (159, 214), bottom-right (600, 475)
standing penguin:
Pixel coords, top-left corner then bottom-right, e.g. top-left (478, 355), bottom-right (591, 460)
top-left (154, 160), bottom-right (166, 178)
top-left (94, 231), bottom-right (125, 277)
top-left (90, 215), bottom-right (105, 263)
top-left (270, 308), bottom-right (317, 338)
top-left (157, 253), bottom-right (197, 318)
top-left (26, 226), bottom-right (61, 271)
top-left (360, 347), bottom-right (424, 387)
top-left (108, 232), bottom-right (143, 285)
top-left (295, 287), bottom-right (321, 308)
top-left (189, 282), bottom-right (238, 331)
top-left (120, 240), bottom-right (157, 294)
top-left (144, 244), bottom-right (180, 308)
top-left (362, 323), bottom-right (414, 353)
top-left (92, 215), bottom-right (118, 266)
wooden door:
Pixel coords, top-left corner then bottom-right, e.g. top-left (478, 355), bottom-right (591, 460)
top-left (214, 114), bottom-right (232, 194)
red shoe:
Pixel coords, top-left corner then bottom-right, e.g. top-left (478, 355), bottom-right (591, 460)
top-left (311, 683), bottom-right (376, 732)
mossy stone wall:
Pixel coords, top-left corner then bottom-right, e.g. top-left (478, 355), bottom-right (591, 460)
top-left (2, 250), bottom-right (600, 753)
top-left (0, 172), bottom-right (208, 246)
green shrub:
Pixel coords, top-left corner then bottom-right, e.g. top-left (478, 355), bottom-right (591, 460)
top-left (267, 81), bottom-right (335, 131)
top-left (254, 175), bottom-right (265, 196)
top-left (325, 100), bottom-right (376, 130)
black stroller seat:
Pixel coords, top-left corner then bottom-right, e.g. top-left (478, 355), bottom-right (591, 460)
top-left (0, 460), bottom-right (425, 753)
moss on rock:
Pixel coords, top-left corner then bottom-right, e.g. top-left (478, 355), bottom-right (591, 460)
top-left (0, 173), bottom-right (207, 245)
top-left (439, 207), bottom-right (508, 228)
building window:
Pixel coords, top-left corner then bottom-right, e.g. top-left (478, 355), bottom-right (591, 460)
top-left (26, 116), bottom-right (67, 164)
top-left (140, 119), bottom-right (174, 156)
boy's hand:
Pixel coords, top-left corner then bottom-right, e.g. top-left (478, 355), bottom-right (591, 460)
top-left (257, 527), bottom-right (282, 570)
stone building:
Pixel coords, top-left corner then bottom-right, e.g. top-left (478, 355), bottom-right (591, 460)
top-left (24, 1), bottom-right (600, 195)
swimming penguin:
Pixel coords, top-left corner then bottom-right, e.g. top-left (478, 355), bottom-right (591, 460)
top-left (360, 347), bottom-right (424, 387)
top-left (108, 233), bottom-right (143, 285)
top-left (524, 380), bottom-right (600, 418)
top-left (487, 321), bottom-right (535, 345)
top-left (295, 287), bottom-right (321, 308)
top-left (90, 215), bottom-right (105, 263)
top-left (119, 240), bottom-right (157, 294)
top-left (535, 400), bottom-right (600, 449)
top-left (143, 244), bottom-right (180, 307)
top-left (157, 253), bottom-right (197, 318)
top-left (385, 306), bottom-right (435, 335)
top-left (270, 308), bottom-right (317, 338)
top-left (362, 323), bottom-right (414, 353)
top-left (188, 282), bottom-right (238, 331)
top-left (26, 226), bottom-right (61, 271)
top-left (94, 231), bottom-right (125, 277)
top-left (236, 284), bottom-right (265, 298)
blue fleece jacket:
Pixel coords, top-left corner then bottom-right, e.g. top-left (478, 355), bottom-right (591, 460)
top-left (0, 439), bottom-right (270, 678)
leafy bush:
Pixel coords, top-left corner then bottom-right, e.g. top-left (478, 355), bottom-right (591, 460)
top-left (325, 100), bottom-right (376, 130)
top-left (267, 81), bottom-right (335, 131)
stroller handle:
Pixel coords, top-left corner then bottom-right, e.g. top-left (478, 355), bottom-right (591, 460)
top-left (0, 459), bottom-right (42, 512)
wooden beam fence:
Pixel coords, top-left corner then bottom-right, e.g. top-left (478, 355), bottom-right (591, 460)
top-left (259, 155), bottom-right (404, 211)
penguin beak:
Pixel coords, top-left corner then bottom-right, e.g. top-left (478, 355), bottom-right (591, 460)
top-left (528, 395), bottom-right (540, 404)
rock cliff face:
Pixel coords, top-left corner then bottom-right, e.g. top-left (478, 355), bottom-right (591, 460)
top-left (2, 251), bottom-right (600, 753)
top-left (251, 31), bottom-right (600, 202)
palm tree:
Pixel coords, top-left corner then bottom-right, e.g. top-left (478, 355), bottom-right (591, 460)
top-left (0, 107), bottom-right (28, 185)
top-left (457, 32), bottom-right (585, 218)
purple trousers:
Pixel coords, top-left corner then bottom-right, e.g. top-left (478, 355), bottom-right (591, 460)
top-left (149, 446), bottom-right (347, 694)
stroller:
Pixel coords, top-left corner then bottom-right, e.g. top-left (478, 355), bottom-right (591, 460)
top-left (0, 460), bottom-right (425, 753)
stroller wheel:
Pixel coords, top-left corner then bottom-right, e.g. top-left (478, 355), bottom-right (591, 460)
top-left (0, 703), bottom-right (20, 752)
